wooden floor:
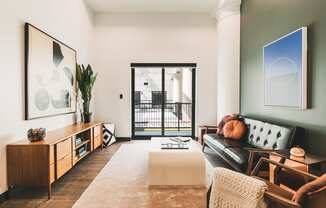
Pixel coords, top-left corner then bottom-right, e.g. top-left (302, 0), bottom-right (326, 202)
top-left (0, 142), bottom-right (122, 208)
top-left (0, 142), bottom-right (230, 208)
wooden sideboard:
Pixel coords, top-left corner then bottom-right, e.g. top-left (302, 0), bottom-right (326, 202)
top-left (7, 122), bottom-right (103, 199)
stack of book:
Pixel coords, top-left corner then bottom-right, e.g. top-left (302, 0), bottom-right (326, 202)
top-left (169, 137), bottom-right (191, 143)
top-left (161, 142), bottom-right (189, 150)
top-left (76, 144), bottom-right (88, 157)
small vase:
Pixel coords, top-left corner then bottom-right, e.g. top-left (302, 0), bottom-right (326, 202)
top-left (27, 128), bottom-right (46, 142)
top-left (83, 113), bottom-right (92, 123)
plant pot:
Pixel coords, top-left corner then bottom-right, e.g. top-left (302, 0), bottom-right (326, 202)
top-left (83, 113), bottom-right (92, 123)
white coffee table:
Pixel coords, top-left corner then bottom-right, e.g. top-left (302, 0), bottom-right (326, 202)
top-left (148, 137), bottom-right (206, 187)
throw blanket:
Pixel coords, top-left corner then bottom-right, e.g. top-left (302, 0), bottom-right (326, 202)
top-left (209, 168), bottom-right (267, 208)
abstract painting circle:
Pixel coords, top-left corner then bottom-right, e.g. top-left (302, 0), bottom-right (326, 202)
top-left (35, 89), bottom-right (50, 111)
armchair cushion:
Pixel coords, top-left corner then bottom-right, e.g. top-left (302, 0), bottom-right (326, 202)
top-left (209, 167), bottom-right (267, 208)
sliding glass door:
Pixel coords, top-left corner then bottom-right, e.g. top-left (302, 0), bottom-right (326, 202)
top-left (133, 67), bottom-right (163, 136)
top-left (131, 63), bottom-right (196, 139)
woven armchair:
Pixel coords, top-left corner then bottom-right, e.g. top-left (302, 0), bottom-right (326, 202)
top-left (208, 158), bottom-right (325, 208)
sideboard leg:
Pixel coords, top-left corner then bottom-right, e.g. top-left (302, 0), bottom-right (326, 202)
top-left (47, 184), bottom-right (52, 200)
top-left (7, 186), bottom-right (13, 199)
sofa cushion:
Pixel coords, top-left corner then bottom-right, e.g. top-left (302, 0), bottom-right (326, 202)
top-left (222, 147), bottom-right (250, 171)
top-left (203, 134), bottom-right (242, 152)
top-left (243, 118), bottom-right (294, 150)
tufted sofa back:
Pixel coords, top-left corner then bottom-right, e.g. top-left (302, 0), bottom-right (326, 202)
top-left (243, 117), bottom-right (299, 150)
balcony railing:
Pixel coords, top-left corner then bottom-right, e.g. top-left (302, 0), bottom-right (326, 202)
top-left (134, 102), bottom-right (192, 132)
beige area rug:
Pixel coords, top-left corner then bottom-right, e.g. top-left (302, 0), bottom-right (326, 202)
top-left (73, 141), bottom-right (214, 208)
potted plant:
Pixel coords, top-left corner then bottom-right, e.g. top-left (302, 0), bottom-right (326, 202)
top-left (76, 64), bottom-right (97, 123)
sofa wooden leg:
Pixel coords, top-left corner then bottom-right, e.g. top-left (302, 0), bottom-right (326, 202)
top-left (202, 143), bottom-right (206, 152)
top-left (246, 152), bottom-right (254, 175)
top-left (206, 184), bottom-right (212, 208)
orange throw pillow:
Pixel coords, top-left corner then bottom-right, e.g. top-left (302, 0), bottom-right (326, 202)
top-left (216, 114), bottom-right (239, 135)
top-left (223, 120), bottom-right (247, 140)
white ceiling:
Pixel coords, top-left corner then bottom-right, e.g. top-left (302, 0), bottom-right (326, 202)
top-left (84, 0), bottom-right (220, 14)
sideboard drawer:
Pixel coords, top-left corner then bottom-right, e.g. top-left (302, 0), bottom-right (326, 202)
top-left (56, 137), bottom-right (72, 160)
top-left (94, 125), bottom-right (101, 138)
top-left (57, 154), bottom-right (72, 179)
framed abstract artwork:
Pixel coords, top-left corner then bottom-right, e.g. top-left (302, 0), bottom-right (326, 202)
top-left (25, 23), bottom-right (77, 120)
top-left (263, 27), bottom-right (307, 109)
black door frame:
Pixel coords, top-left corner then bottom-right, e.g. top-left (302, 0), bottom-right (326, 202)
top-left (131, 63), bottom-right (196, 140)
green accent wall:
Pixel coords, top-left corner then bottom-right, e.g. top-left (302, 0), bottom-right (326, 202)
top-left (240, 0), bottom-right (326, 156)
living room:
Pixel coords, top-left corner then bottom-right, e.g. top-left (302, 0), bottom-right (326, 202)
top-left (0, 0), bottom-right (325, 208)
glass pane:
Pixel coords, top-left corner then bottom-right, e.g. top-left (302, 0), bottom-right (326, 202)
top-left (134, 68), bottom-right (162, 136)
top-left (164, 68), bottom-right (192, 136)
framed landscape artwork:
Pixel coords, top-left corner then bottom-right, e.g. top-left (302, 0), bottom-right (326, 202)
top-left (263, 27), bottom-right (307, 109)
top-left (25, 23), bottom-right (77, 120)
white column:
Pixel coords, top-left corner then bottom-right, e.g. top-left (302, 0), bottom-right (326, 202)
top-left (216, 0), bottom-right (241, 121)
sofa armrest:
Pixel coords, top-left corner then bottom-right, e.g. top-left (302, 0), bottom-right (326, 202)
top-left (200, 125), bottom-right (219, 134)
top-left (244, 147), bottom-right (277, 153)
top-left (200, 125), bottom-right (218, 129)
top-left (251, 157), bottom-right (318, 180)
top-left (245, 147), bottom-right (280, 175)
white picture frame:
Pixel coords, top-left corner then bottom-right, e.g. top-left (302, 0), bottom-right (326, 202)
top-left (263, 27), bottom-right (307, 109)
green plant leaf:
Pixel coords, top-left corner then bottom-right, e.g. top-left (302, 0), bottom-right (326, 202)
top-left (76, 63), bottom-right (97, 114)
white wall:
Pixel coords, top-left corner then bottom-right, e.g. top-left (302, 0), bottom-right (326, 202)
top-left (216, 0), bottom-right (241, 121)
top-left (93, 13), bottom-right (217, 137)
top-left (0, 0), bottom-right (93, 194)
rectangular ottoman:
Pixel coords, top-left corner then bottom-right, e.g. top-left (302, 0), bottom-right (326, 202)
top-left (148, 137), bottom-right (206, 187)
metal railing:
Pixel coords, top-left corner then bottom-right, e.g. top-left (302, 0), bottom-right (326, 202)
top-left (134, 102), bottom-right (192, 132)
